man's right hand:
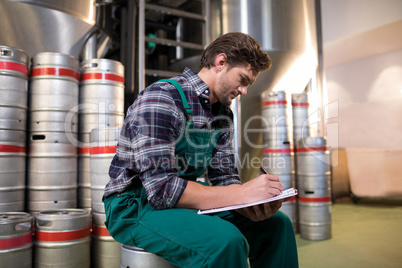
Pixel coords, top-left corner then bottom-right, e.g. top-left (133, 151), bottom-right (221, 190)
top-left (239, 173), bottom-right (285, 204)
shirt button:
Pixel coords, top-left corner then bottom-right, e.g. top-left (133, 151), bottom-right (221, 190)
top-left (205, 90), bottom-right (209, 93)
top-left (117, 194), bottom-right (121, 197)
top-left (204, 100), bottom-right (209, 104)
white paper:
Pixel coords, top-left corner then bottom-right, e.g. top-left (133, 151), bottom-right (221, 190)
top-left (197, 188), bottom-right (298, 215)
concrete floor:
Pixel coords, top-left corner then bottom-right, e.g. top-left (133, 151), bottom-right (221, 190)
top-left (296, 199), bottom-right (402, 268)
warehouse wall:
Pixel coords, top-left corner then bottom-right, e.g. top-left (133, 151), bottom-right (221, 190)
top-left (321, 0), bottom-right (402, 150)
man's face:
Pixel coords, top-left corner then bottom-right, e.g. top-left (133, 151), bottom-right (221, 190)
top-left (216, 64), bottom-right (256, 107)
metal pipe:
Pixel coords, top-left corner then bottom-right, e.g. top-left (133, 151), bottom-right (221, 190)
top-left (315, 0), bottom-right (326, 138)
top-left (204, 0), bottom-right (211, 46)
top-left (126, 0), bottom-right (136, 101)
top-left (138, 0), bottom-right (145, 91)
top-left (82, 33), bottom-right (97, 61)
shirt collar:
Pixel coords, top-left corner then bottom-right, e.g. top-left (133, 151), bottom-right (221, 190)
top-left (182, 67), bottom-right (210, 97)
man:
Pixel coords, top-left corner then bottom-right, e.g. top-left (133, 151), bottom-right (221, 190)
top-left (103, 32), bottom-right (299, 267)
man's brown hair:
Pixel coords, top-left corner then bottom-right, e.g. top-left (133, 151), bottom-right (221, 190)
top-left (200, 32), bottom-right (271, 75)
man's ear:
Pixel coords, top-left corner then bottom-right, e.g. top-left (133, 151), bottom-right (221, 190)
top-left (215, 53), bottom-right (227, 71)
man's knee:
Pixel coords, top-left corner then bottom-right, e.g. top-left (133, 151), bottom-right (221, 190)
top-left (212, 226), bottom-right (249, 256)
top-left (270, 210), bottom-right (295, 233)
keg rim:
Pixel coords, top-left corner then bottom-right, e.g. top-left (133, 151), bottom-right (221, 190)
top-left (36, 208), bottom-right (90, 219)
top-left (0, 212), bottom-right (32, 223)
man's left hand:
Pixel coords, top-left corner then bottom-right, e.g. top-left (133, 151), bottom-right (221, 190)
top-left (235, 198), bottom-right (288, 222)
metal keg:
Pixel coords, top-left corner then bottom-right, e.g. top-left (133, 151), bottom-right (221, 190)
top-left (279, 195), bottom-right (298, 233)
top-left (78, 155), bottom-right (91, 208)
top-left (121, 245), bottom-right (179, 268)
top-left (261, 91), bottom-right (290, 146)
top-left (30, 110), bottom-right (78, 133)
top-left (90, 127), bottom-right (120, 213)
top-left (0, 130), bottom-right (26, 212)
top-left (296, 137), bottom-right (332, 240)
top-left (34, 209), bottom-right (91, 268)
top-left (78, 131), bottom-right (91, 209)
top-left (92, 212), bottom-right (121, 268)
top-left (0, 212), bottom-right (33, 268)
top-left (296, 137), bottom-right (331, 175)
top-left (78, 59), bottom-right (124, 209)
top-left (298, 174), bottom-right (332, 240)
top-left (28, 132), bottom-right (78, 212)
top-left (79, 58), bottom-right (125, 114)
top-left (79, 113), bottom-right (124, 135)
top-left (30, 52), bottom-right (79, 112)
top-left (291, 93), bottom-right (310, 141)
top-left (278, 173), bottom-right (297, 232)
top-left (262, 143), bottom-right (294, 175)
top-left (0, 46), bottom-right (29, 110)
top-left (0, 46), bottom-right (28, 213)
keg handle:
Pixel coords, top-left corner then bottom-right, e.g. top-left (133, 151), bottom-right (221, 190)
top-left (0, 48), bottom-right (12, 57)
top-left (268, 92), bottom-right (278, 97)
top-left (82, 62), bottom-right (98, 69)
top-left (32, 134), bottom-right (46, 140)
top-left (15, 222), bottom-right (32, 231)
top-left (304, 191), bottom-right (315, 194)
top-left (36, 220), bottom-right (53, 228)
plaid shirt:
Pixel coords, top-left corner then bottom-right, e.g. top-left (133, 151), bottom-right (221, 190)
top-left (104, 68), bottom-right (241, 209)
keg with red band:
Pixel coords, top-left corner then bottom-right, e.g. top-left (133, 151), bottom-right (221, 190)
top-left (81, 72), bottom-right (124, 84)
top-left (0, 144), bottom-right (26, 154)
top-left (35, 228), bottom-right (90, 242)
top-left (0, 46), bottom-right (29, 77)
top-left (0, 212), bottom-right (33, 253)
top-left (80, 58), bottom-right (125, 85)
top-left (0, 61), bottom-right (29, 76)
top-left (30, 67), bottom-right (79, 81)
top-left (90, 145), bottom-right (117, 155)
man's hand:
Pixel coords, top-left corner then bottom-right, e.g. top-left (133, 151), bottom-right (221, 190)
top-left (236, 199), bottom-right (283, 221)
top-left (239, 173), bottom-right (284, 203)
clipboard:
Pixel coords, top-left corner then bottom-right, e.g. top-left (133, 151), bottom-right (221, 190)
top-left (197, 188), bottom-right (298, 215)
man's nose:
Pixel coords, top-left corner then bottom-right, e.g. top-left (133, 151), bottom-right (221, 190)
top-left (238, 86), bottom-right (248, 96)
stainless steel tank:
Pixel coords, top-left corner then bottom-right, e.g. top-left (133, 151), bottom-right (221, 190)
top-left (0, 0), bottom-right (111, 60)
top-left (211, 0), bottom-right (318, 180)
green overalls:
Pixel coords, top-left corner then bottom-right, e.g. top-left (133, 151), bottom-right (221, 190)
top-left (103, 80), bottom-right (299, 268)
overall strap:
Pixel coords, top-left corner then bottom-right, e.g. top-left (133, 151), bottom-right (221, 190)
top-left (158, 79), bottom-right (193, 121)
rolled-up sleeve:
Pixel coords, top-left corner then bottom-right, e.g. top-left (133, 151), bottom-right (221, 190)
top-left (128, 86), bottom-right (188, 209)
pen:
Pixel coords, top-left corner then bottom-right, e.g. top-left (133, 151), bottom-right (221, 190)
top-left (260, 166), bottom-right (268, 174)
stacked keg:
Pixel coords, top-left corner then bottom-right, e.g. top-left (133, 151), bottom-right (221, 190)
top-left (28, 52), bottom-right (79, 213)
top-left (0, 46), bottom-right (29, 212)
top-left (0, 212), bottom-right (33, 267)
top-left (78, 59), bottom-right (125, 209)
top-left (90, 127), bottom-right (121, 267)
top-left (261, 91), bottom-right (290, 145)
top-left (261, 91), bottom-right (297, 230)
top-left (34, 209), bottom-right (91, 267)
top-left (92, 211), bottom-right (121, 267)
top-left (296, 137), bottom-right (332, 240)
top-left (291, 93), bottom-right (310, 143)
